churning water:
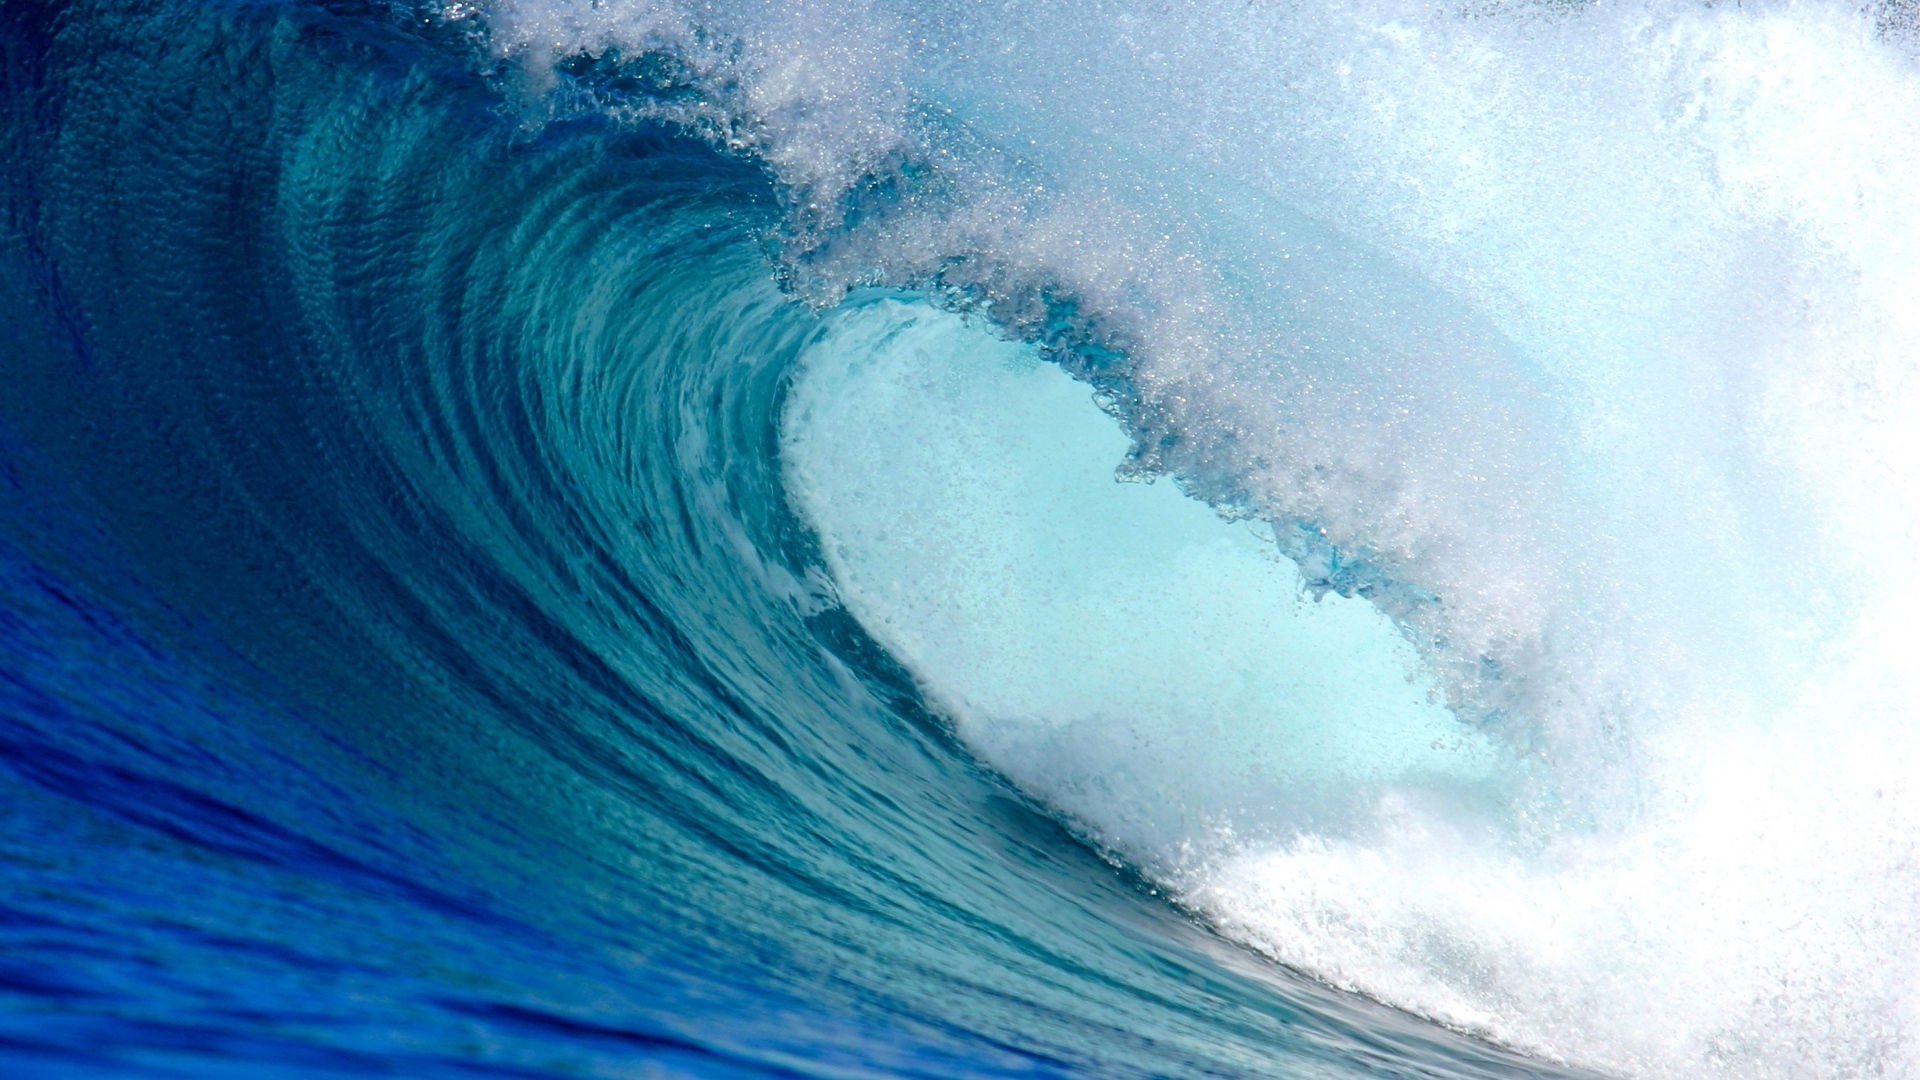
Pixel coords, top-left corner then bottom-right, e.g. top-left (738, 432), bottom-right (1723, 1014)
top-left (4, 0), bottom-right (1919, 1077)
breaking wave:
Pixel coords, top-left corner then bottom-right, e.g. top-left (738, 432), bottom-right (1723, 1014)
top-left (5, 1), bottom-right (1920, 1077)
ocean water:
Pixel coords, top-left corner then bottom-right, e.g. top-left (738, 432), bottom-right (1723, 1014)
top-left (3, 0), bottom-right (1918, 1078)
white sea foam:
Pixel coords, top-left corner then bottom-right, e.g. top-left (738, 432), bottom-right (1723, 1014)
top-left (491, 0), bottom-right (1920, 1075)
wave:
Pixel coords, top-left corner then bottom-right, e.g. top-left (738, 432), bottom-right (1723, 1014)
top-left (4, 0), bottom-right (1919, 1078)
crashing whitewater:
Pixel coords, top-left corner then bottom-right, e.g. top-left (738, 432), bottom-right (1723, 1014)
top-left (485, 0), bottom-right (1920, 1074)
top-left (5, 0), bottom-right (1920, 1076)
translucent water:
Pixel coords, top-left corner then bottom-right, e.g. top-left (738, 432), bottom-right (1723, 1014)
top-left (486, 0), bottom-right (1920, 1072)
top-left (6, 0), bottom-right (1919, 1077)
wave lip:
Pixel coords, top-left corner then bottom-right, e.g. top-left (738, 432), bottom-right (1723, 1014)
top-left (0, 1), bottom-right (1609, 1078)
top-left (8, 0), bottom-right (1920, 1077)
top-left (494, 0), bottom-right (1920, 1077)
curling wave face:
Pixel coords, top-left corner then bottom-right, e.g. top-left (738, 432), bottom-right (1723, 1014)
top-left (3, 0), bottom-right (1919, 1078)
top-left (492, 0), bottom-right (1920, 1072)
top-left (0, 2), bottom-right (1589, 1078)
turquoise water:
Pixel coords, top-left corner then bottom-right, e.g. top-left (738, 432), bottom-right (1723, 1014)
top-left (4, 1), bottom-right (1919, 1077)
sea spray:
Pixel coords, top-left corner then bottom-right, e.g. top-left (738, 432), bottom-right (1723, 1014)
top-left (621, 0), bottom-right (1920, 1073)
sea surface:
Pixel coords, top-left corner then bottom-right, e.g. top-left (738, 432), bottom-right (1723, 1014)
top-left (4, 1), bottom-right (1919, 1078)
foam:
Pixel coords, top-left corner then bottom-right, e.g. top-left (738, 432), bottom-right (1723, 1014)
top-left (484, 0), bottom-right (1920, 1075)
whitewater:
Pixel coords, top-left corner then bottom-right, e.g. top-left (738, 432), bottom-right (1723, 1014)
top-left (3, 0), bottom-right (1918, 1078)
top-left (486, 0), bottom-right (1920, 1073)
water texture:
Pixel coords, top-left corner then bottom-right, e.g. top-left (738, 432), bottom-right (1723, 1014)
top-left (2, 1), bottom-right (1917, 1078)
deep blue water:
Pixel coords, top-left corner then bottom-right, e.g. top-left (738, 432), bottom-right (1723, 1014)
top-left (0, 1), bottom-right (1593, 1076)
top-left (15, 0), bottom-right (1920, 1074)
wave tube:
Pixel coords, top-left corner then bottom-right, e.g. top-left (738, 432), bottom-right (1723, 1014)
top-left (0, 2), bottom-right (1595, 1078)
top-left (485, 0), bottom-right (1920, 1074)
top-left (783, 295), bottom-right (1515, 847)
top-left (4, 0), bottom-right (1920, 1079)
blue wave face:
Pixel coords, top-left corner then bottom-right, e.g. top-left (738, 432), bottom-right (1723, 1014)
top-left (0, 2), bottom-right (1578, 1077)
top-left (6, 0), bottom-right (1920, 1078)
